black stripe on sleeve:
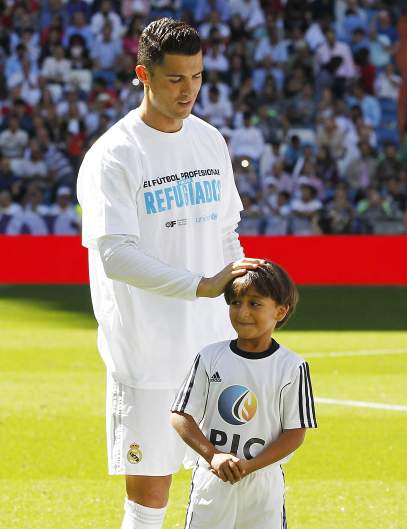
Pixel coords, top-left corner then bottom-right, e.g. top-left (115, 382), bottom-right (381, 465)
top-left (180, 354), bottom-right (200, 412)
top-left (305, 362), bottom-right (317, 427)
top-left (173, 355), bottom-right (201, 413)
top-left (172, 355), bottom-right (200, 411)
top-left (302, 362), bottom-right (312, 427)
top-left (298, 364), bottom-right (305, 428)
top-left (172, 376), bottom-right (188, 411)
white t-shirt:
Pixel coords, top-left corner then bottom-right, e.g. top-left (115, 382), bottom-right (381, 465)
top-left (172, 339), bottom-right (317, 467)
top-left (77, 110), bottom-right (243, 389)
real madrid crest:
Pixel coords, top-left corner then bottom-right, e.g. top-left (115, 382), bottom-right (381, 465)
top-left (127, 443), bottom-right (142, 464)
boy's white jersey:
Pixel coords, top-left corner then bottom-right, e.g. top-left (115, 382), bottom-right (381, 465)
top-left (77, 110), bottom-right (243, 389)
top-left (172, 339), bottom-right (317, 466)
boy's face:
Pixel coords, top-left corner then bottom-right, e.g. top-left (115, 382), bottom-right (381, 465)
top-left (229, 287), bottom-right (288, 343)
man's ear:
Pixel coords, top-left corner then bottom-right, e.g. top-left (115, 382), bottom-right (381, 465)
top-left (135, 64), bottom-right (150, 86)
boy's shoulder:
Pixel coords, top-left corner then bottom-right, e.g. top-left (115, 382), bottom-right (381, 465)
top-left (196, 340), bottom-right (232, 370)
top-left (198, 340), bottom-right (231, 361)
top-left (275, 342), bottom-right (307, 375)
top-left (195, 340), bottom-right (230, 377)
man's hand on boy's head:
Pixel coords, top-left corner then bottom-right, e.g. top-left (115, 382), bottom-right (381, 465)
top-left (210, 452), bottom-right (243, 484)
top-left (196, 258), bottom-right (265, 298)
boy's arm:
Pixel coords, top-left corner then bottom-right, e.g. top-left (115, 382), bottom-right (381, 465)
top-left (171, 412), bottom-right (242, 484)
top-left (237, 428), bottom-right (306, 476)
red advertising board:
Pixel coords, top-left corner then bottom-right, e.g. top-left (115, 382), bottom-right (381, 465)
top-left (0, 235), bottom-right (406, 285)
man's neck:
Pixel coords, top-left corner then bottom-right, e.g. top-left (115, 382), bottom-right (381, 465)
top-left (139, 98), bottom-right (183, 133)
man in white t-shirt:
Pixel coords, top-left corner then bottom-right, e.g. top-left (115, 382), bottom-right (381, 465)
top-left (77, 18), bottom-right (261, 529)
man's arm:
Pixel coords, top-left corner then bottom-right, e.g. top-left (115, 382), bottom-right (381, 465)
top-left (237, 428), bottom-right (306, 477)
top-left (171, 411), bottom-right (242, 484)
top-left (98, 234), bottom-right (262, 299)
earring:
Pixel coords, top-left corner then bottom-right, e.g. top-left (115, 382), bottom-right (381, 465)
top-left (132, 78), bottom-right (140, 86)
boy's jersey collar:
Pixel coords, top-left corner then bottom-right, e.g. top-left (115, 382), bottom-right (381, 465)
top-left (229, 339), bottom-right (280, 360)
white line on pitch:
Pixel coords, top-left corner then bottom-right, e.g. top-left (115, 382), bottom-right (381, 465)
top-left (316, 397), bottom-right (407, 412)
top-left (305, 349), bottom-right (407, 359)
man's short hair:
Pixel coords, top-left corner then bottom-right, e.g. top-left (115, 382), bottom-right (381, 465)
top-left (137, 17), bottom-right (201, 71)
top-left (224, 261), bottom-right (299, 328)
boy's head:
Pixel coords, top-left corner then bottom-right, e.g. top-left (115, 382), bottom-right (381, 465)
top-left (224, 261), bottom-right (298, 339)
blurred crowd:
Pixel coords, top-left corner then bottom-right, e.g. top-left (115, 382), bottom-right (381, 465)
top-left (0, 0), bottom-right (407, 235)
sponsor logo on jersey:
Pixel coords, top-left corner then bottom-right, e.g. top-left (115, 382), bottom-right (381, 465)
top-left (210, 371), bottom-right (222, 382)
top-left (209, 428), bottom-right (265, 459)
top-left (164, 213), bottom-right (218, 228)
top-left (218, 385), bottom-right (258, 425)
top-left (127, 443), bottom-right (142, 464)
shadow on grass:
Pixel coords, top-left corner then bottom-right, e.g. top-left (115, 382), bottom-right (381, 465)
top-left (286, 286), bottom-right (407, 331)
top-left (0, 285), bottom-right (406, 331)
top-left (0, 284), bottom-right (94, 327)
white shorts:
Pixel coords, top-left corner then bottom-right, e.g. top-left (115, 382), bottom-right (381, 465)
top-left (185, 465), bottom-right (286, 529)
top-left (106, 373), bottom-right (186, 476)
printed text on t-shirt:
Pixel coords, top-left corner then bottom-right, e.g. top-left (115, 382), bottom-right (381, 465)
top-left (144, 178), bottom-right (222, 215)
top-left (143, 168), bottom-right (220, 188)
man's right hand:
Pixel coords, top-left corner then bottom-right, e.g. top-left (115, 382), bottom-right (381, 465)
top-left (196, 258), bottom-right (265, 298)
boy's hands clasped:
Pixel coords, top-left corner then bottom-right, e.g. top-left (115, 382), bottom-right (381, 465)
top-left (210, 452), bottom-right (252, 484)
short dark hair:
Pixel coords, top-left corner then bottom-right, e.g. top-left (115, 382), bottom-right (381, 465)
top-left (224, 261), bottom-right (299, 328)
top-left (137, 17), bottom-right (201, 71)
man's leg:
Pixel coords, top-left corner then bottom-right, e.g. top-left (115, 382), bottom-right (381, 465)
top-left (106, 378), bottom-right (185, 528)
top-left (121, 475), bottom-right (171, 529)
top-left (126, 474), bottom-right (172, 506)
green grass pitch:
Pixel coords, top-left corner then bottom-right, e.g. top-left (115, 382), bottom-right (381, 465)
top-left (1, 285), bottom-right (406, 529)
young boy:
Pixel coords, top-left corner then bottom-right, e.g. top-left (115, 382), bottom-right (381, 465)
top-left (171, 261), bottom-right (317, 528)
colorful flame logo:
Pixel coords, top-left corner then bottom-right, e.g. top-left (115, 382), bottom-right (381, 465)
top-left (217, 385), bottom-right (258, 425)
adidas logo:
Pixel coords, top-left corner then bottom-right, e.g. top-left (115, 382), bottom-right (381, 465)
top-left (210, 371), bottom-right (222, 382)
